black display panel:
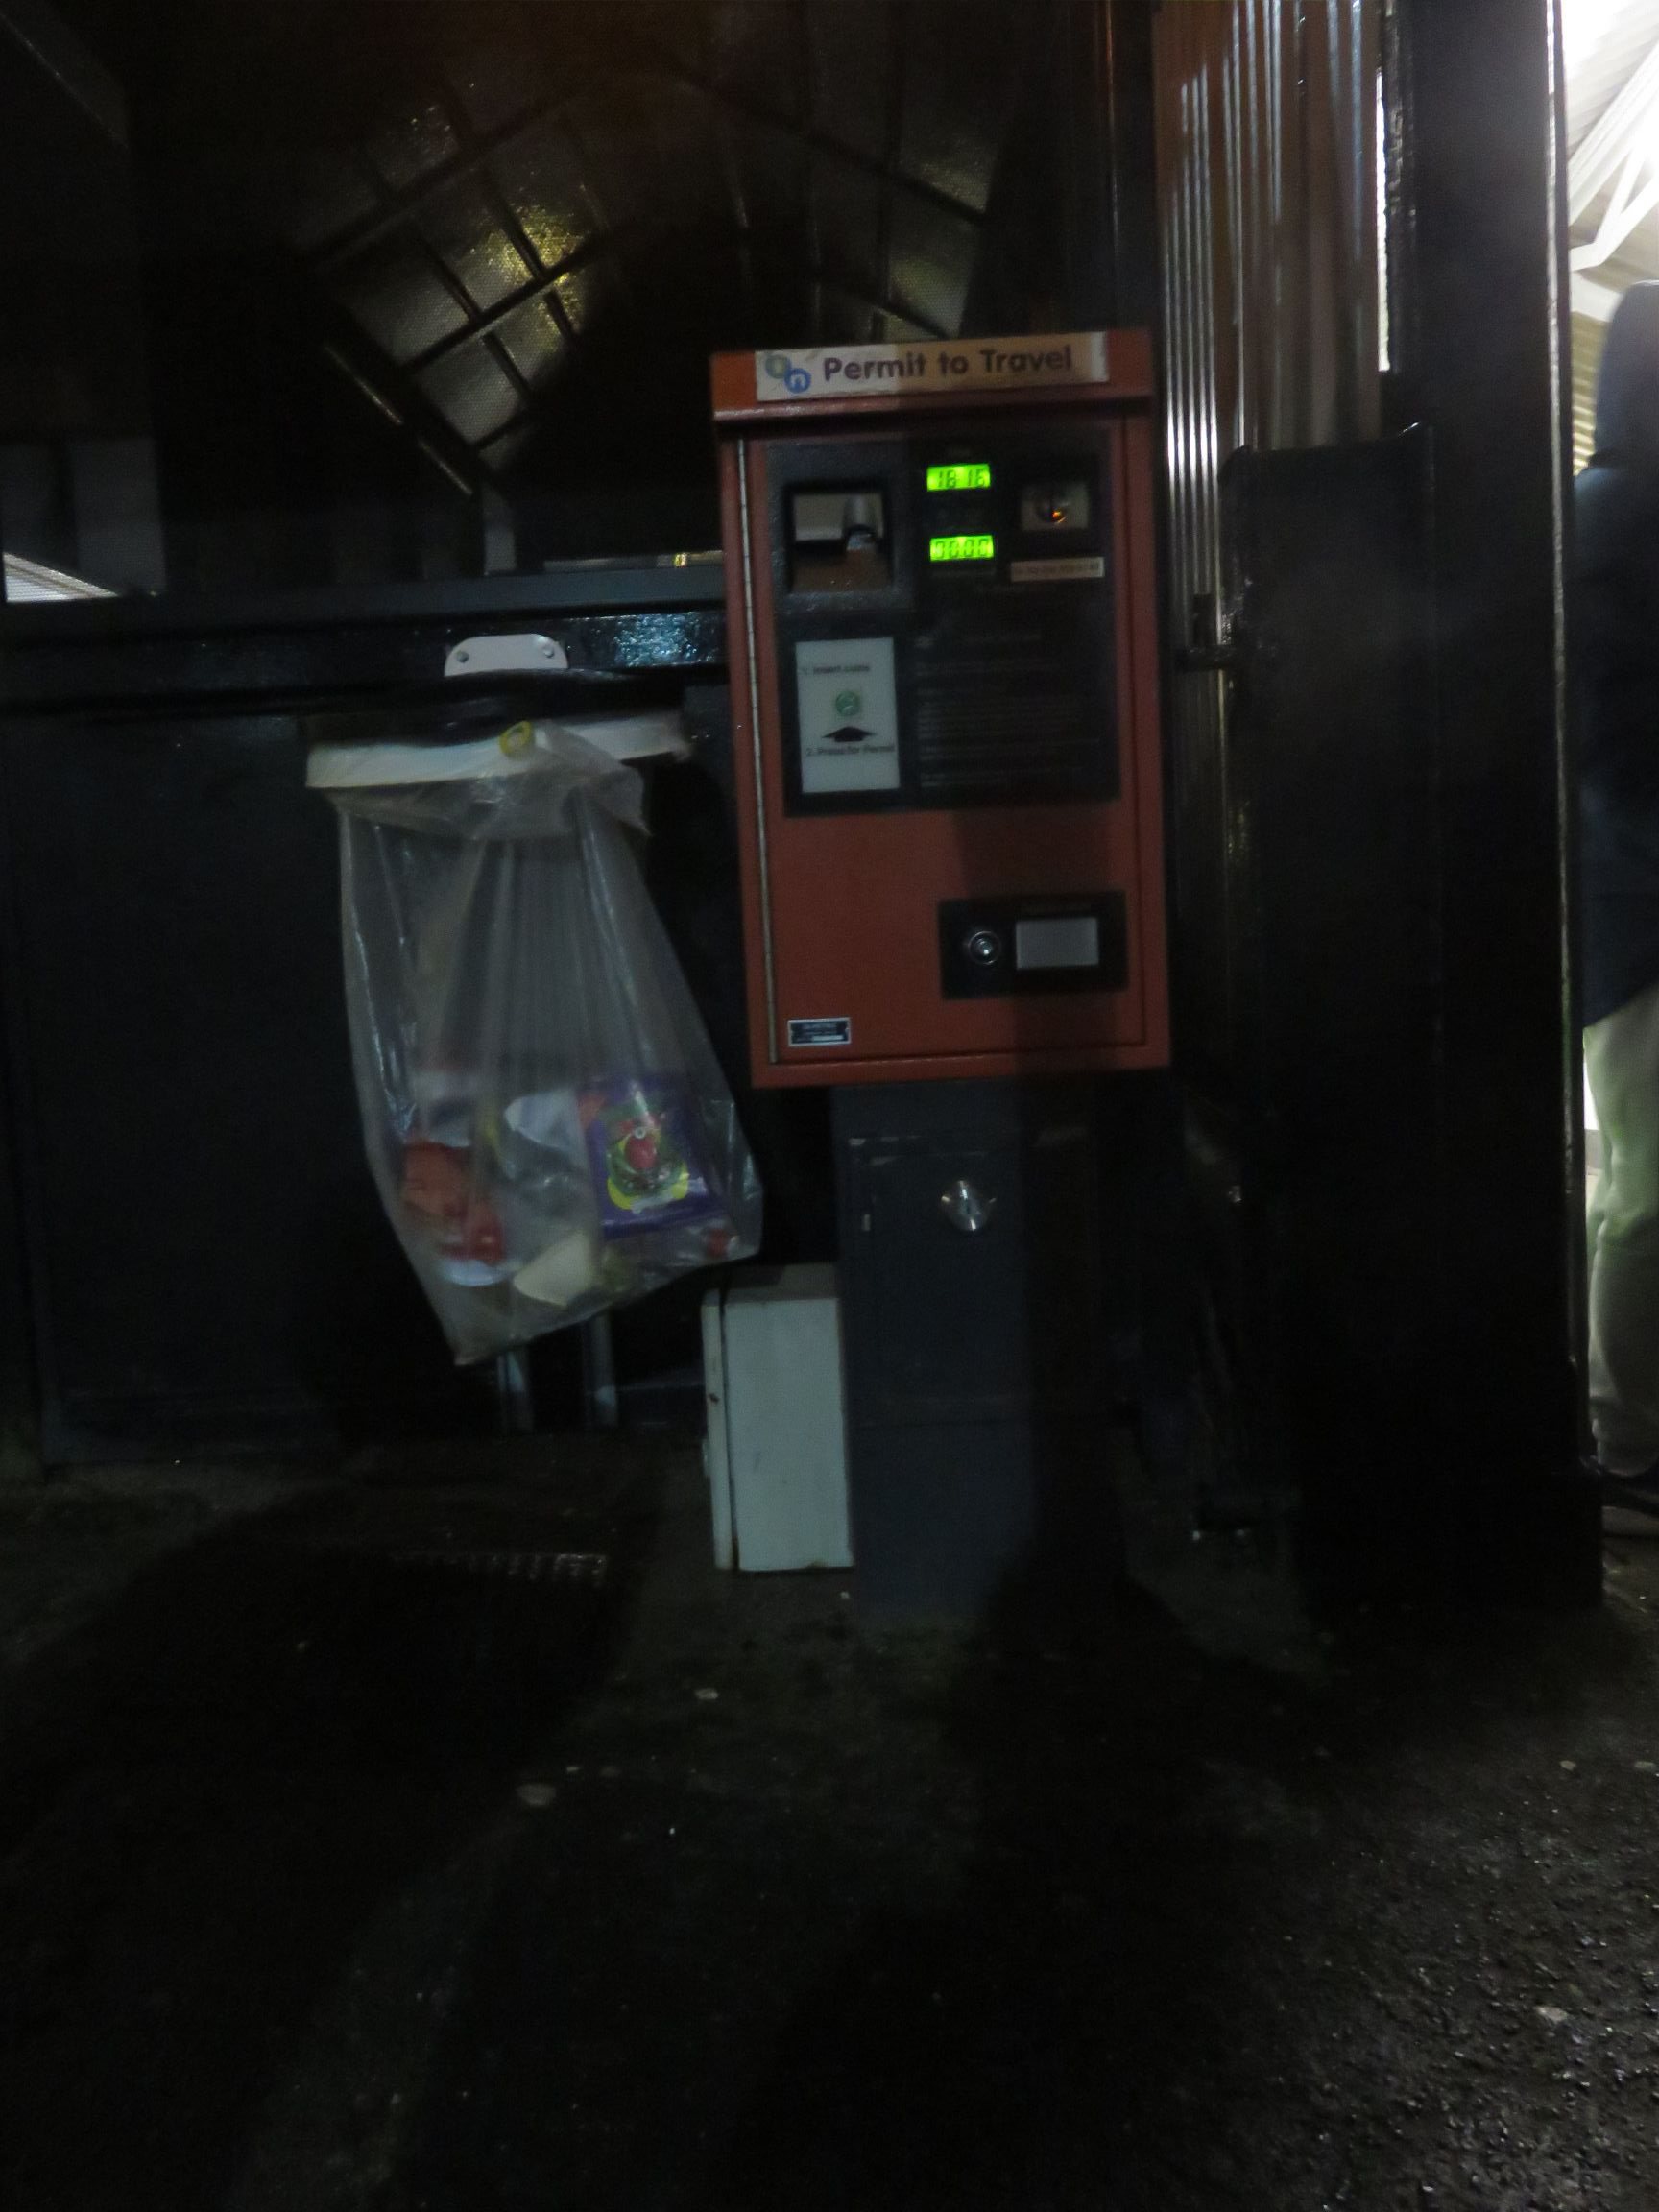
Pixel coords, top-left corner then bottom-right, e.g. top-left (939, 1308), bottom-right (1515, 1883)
top-left (764, 422), bottom-right (1119, 814)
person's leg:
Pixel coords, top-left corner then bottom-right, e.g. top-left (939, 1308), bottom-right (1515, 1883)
top-left (1586, 978), bottom-right (1659, 1473)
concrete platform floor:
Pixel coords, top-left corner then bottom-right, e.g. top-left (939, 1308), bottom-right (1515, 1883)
top-left (1, 1440), bottom-right (1657, 2212)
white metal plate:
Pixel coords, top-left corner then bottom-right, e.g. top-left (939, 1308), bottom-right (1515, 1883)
top-left (445, 633), bottom-right (569, 678)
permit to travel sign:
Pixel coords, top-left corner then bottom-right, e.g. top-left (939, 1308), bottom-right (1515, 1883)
top-left (753, 331), bottom-right (1111, 404)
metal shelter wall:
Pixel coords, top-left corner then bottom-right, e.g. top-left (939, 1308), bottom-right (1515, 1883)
top-left (1154, 0), bottom-right (1382, 1079)
top-left (1153, 0), bottom-right (1598, 1604)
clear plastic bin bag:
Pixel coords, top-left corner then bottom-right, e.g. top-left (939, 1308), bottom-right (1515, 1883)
top-left (309, 713), bottom-right (762, 1362)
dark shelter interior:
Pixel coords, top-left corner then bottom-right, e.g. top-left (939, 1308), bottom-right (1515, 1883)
top-left (4, 0), bottom-right (1137, 589)
top-left (0, 0), bottom-right (1180, 1475)
top-left (0, 0), bottom-right (1634, 2205)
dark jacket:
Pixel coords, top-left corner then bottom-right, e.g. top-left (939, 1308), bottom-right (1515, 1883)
top-left (1578, 283), bottom-right (1659, 1025)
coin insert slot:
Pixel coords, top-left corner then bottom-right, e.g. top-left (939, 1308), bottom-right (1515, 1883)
top-left (1020, 479), bottom-right (1093, 534)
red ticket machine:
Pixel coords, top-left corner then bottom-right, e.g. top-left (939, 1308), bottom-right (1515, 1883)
top-left (712, 329), bottom-right (1167, 1087)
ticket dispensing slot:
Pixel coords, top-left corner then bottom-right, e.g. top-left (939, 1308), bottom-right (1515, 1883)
top-left (790, 488), bottom-right (891, 592)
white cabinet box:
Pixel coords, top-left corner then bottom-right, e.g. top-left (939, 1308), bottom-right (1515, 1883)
top-left (702, 1264), bottom-right (853, 1572)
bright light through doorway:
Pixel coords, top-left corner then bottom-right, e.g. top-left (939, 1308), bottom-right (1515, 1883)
top-left (1564, 0), bottom-right (1627, 70)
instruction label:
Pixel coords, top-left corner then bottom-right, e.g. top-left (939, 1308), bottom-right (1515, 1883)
top-left (756, 333), bottom-right (1110, 404)
top-left (795, 637), bottom-right (901, 795)
top-left (1009, 556), bottom-right (1106, 584)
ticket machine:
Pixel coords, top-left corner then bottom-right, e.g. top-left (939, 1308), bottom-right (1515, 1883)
top-left (712, 328), bottom-right (1166, 1086)
top-left (711, 332), bottom-right (1167, 1612)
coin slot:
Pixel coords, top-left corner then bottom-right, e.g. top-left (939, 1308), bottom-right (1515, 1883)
top-left (1019, 479), bottom-right (1092, 533)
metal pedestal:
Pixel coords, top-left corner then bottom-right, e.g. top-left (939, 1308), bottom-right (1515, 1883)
top-left (832, 1080), bottom-right (1117, 1618)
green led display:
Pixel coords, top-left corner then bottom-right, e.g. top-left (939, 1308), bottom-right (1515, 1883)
top-left (926, 463), bottom-right (993, 492)
top-left (929, 534), bottom-right (996, 563)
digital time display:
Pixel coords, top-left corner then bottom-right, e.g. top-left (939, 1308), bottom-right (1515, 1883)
top-left (929, 534), bottom-right (996, 564)
top-left (926, 463), bottom-right (993, 492)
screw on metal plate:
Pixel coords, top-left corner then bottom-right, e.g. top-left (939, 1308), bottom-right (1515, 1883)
top-left (940, 1179), bottom-right (997, 1235)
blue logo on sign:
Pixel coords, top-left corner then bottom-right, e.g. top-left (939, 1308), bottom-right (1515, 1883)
top-left (764, 352), bottom-right (812, 395)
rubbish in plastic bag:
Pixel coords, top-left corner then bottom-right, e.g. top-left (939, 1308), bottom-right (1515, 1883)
top-left (308, 709), bottom-right (762, 1362)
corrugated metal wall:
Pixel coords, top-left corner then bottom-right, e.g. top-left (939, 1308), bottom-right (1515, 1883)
top-left (1562, 0), bottom-right (1659, 476)
top-left (1154, 0), bottom-right (1382, 1075)
top-left (1572, 310), bottom-right (1607, 470)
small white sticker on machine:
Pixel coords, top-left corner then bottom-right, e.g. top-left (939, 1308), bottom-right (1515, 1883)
top-left (795, 637), bottom-right (901, 795)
